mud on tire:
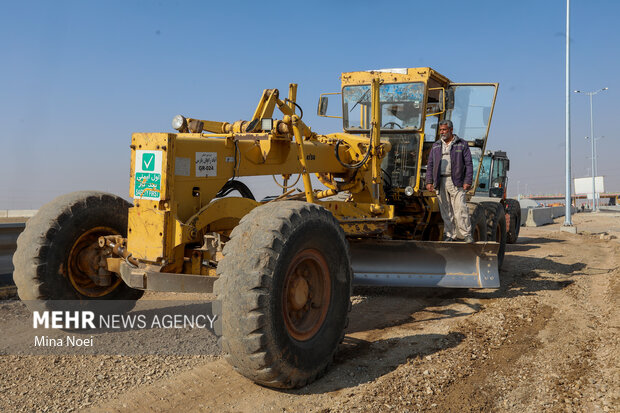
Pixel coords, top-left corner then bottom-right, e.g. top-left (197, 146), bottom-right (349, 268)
top-left (213, 201), bottom-right (352, 388)
top-left (12, 191), bottom-right (143, 312)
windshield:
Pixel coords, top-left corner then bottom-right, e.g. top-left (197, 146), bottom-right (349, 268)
top-left (445, 85), bottom-right (496, 141)
top-left (342, 82), bottom-right (424, 131)
top-left (471, 148), bottom-right (491, 193)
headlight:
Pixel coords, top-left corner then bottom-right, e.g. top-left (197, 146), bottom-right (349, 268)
top-left (404, 186), bottom-right (415, 197)
top-left (172, 115), bottom-right (186, 131)
top-left (261, 118), bottom-right (273, 131)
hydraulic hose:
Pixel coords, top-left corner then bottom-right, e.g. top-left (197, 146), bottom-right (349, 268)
top-left (335, 139), bottom-right (372, 170)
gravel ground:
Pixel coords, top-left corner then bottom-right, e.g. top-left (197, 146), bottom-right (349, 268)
top-left (1, 211), bottom-right (618, 412)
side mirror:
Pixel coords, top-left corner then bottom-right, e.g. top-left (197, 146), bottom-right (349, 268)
top-left (317, 93), bottom-right (342, 118)
top-left (318, 96), bottom-right (328, 116)
top-left (505, 159), bottom-right (510, 171)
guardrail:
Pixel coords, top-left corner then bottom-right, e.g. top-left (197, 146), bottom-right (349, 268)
top-left (0, 223), bottom-right (25, 277)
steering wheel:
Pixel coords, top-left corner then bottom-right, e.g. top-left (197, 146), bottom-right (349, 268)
top-left (383, 121), bottom-right (402, 129)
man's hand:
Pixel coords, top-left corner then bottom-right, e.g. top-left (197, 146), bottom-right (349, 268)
top-left (426, 183), bottom-right (434, 191)
top-left (463, 183), bottom-right (471, 191)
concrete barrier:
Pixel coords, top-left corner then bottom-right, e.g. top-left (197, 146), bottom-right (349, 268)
top-left (550, 206), bottom-right (571, 218)
top-left (522, 206), bottom-right (581, 227)
top-left (524, 206), bottom-right (578, 227)
top-left (3, 210), bottom-right (37, 218)
top-left (0, 223), bottom-right (26, 276)
top-left (600, 205), bottom-right (620, 212)
top-left (525, 208), bottom-right (554, 227)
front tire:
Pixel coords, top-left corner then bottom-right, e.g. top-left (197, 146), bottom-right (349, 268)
top-left (214, 201), bottom-right (352, 388)
top-left (12, 191), bottom-right (143, 312)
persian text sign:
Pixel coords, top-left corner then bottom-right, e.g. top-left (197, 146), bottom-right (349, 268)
top-left (134, 150), bottom-right (163, 200)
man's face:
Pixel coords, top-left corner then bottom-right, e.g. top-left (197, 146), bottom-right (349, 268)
top-left (438, 124), bottom-right (452, 141)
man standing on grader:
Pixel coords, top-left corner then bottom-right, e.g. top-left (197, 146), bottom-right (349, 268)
top-left (425, 119), bottom-right (475, 242)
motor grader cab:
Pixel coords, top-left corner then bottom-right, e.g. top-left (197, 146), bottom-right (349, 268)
top-left (472, 150), bottom-right (509, 198)
top-left (471, 150), bottom-right (522, 243)
top-left (14, 67), bottom-right (500, 389)
top-left (319, 69), bottom-right (498, 204)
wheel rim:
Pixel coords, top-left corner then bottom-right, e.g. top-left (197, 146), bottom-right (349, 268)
top-left (67, 226), bottom-right (122, 298)
top-left (282, 249), bottom-right (331, 341)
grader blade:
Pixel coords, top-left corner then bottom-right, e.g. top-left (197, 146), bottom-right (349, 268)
top-left (349, 240), bottom-right (500, 289)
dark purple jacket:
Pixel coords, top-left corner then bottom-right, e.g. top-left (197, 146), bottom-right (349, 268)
top-left (425, 135), bottom-right (473, 189)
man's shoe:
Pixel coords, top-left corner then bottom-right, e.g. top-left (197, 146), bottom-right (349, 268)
top-left (464, 235), bottom-right (474, 243)
top-left (443, 236), bottom-right (454, 242)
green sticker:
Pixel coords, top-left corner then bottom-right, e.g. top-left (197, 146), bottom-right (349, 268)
top-left (134, 172), bottom-right (161, 200)
top-left (142, 153), bottom-right (155, 171)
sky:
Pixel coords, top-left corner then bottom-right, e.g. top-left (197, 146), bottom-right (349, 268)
top-left (1, 0), bottom-right (619, 209)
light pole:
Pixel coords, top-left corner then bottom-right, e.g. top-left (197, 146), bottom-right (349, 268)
top-left (563, 0), bottom-right (573, 228)
top-left (594, 135), bottom-right (604, 208)
top-left (585, 135), bottom-right (605, 209)
top-left (575, 87), bottom-right (608, 212)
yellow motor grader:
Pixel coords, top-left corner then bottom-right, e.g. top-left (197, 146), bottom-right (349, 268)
top-left (13, 67), bottom-right (503, 388)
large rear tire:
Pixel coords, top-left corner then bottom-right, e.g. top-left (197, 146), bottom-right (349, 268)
top-left (468, 203), bottom-right (488, 242)
top-left (214, 201), bottom-right (352, 388)
top-left (503, 198), bottom-right (521, 244)
top-left (480, 202), bottom-right (507, 269)
top-left (12, 191), bottom-right (143, 312)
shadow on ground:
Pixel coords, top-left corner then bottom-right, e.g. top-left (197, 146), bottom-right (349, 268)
top-left (283, 235), bottom-right (586, 393)
top-left (289, 331), bottom-right (465, 395)
top-left (516, 236), bottom-right (566, 245)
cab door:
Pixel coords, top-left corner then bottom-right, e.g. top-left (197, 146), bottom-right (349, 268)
top-left (489, 157), bottom-right (509, 198)
top-left (445, 84), bottom-right (499, 192)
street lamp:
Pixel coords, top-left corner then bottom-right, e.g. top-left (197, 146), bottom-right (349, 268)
top-left (574, 87), bottom-right (608, 212)
top-left (562, 0), bottom-right (573, 229)
top-left (585, 135), bottom-right (605, 209)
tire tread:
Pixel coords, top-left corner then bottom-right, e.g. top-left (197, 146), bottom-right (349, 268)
top-left (214, 201), bottom-right (351, 388)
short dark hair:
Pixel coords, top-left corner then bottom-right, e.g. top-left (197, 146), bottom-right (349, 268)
top-left (438, 119), bottom-right (453, 129)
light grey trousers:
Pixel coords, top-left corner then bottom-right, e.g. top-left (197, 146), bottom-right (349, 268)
top-left (437, 177), bottom-right (472, 239)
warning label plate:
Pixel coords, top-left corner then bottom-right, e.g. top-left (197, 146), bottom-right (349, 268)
top-left (195, 152), bottom-right (217, 177)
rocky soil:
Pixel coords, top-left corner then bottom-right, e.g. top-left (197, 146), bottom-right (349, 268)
top-left (0, 211), bottom-right (618, 412)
